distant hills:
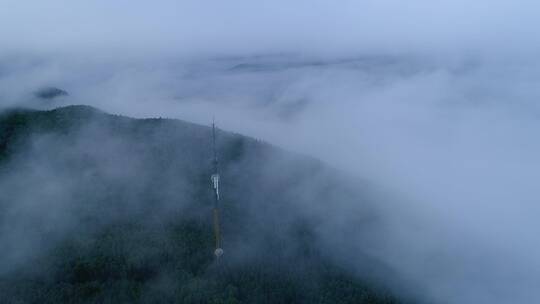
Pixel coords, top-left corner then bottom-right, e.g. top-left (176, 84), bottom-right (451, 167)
top-left (34, 87), bottom-right (69, 99)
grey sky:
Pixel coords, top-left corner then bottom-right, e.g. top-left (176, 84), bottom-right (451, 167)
top-left (1, 0), bottom-right (539, 56)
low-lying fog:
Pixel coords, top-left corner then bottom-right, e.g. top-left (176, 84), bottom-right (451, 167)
top-left (1, 1), bottom-right (540, 302)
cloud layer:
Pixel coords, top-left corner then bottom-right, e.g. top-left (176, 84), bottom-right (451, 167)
top-left (2, 1), bottom-right (540, 303)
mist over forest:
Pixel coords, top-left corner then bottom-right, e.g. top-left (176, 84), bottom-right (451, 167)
top-left (1, 1), bottom-right (540, 303)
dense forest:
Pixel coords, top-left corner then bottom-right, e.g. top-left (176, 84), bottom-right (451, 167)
top-left (0, 105), bottom-right (411, 303)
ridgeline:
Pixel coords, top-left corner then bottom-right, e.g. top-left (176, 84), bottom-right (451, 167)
top-left (0, 105), bottom-right (408, 304)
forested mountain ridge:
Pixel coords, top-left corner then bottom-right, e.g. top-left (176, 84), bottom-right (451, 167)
top-left (0, 105), bottom-right (409, 304)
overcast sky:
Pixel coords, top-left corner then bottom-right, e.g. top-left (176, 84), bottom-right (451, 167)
top-left (1, 0), bottom-right (540, 57)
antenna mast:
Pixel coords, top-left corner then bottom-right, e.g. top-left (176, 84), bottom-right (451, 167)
top-left (211, 120), bottom-right (223, 259)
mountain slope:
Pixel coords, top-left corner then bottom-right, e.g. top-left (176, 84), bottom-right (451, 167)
top-left (0, 105), bottom-right (408, 304)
